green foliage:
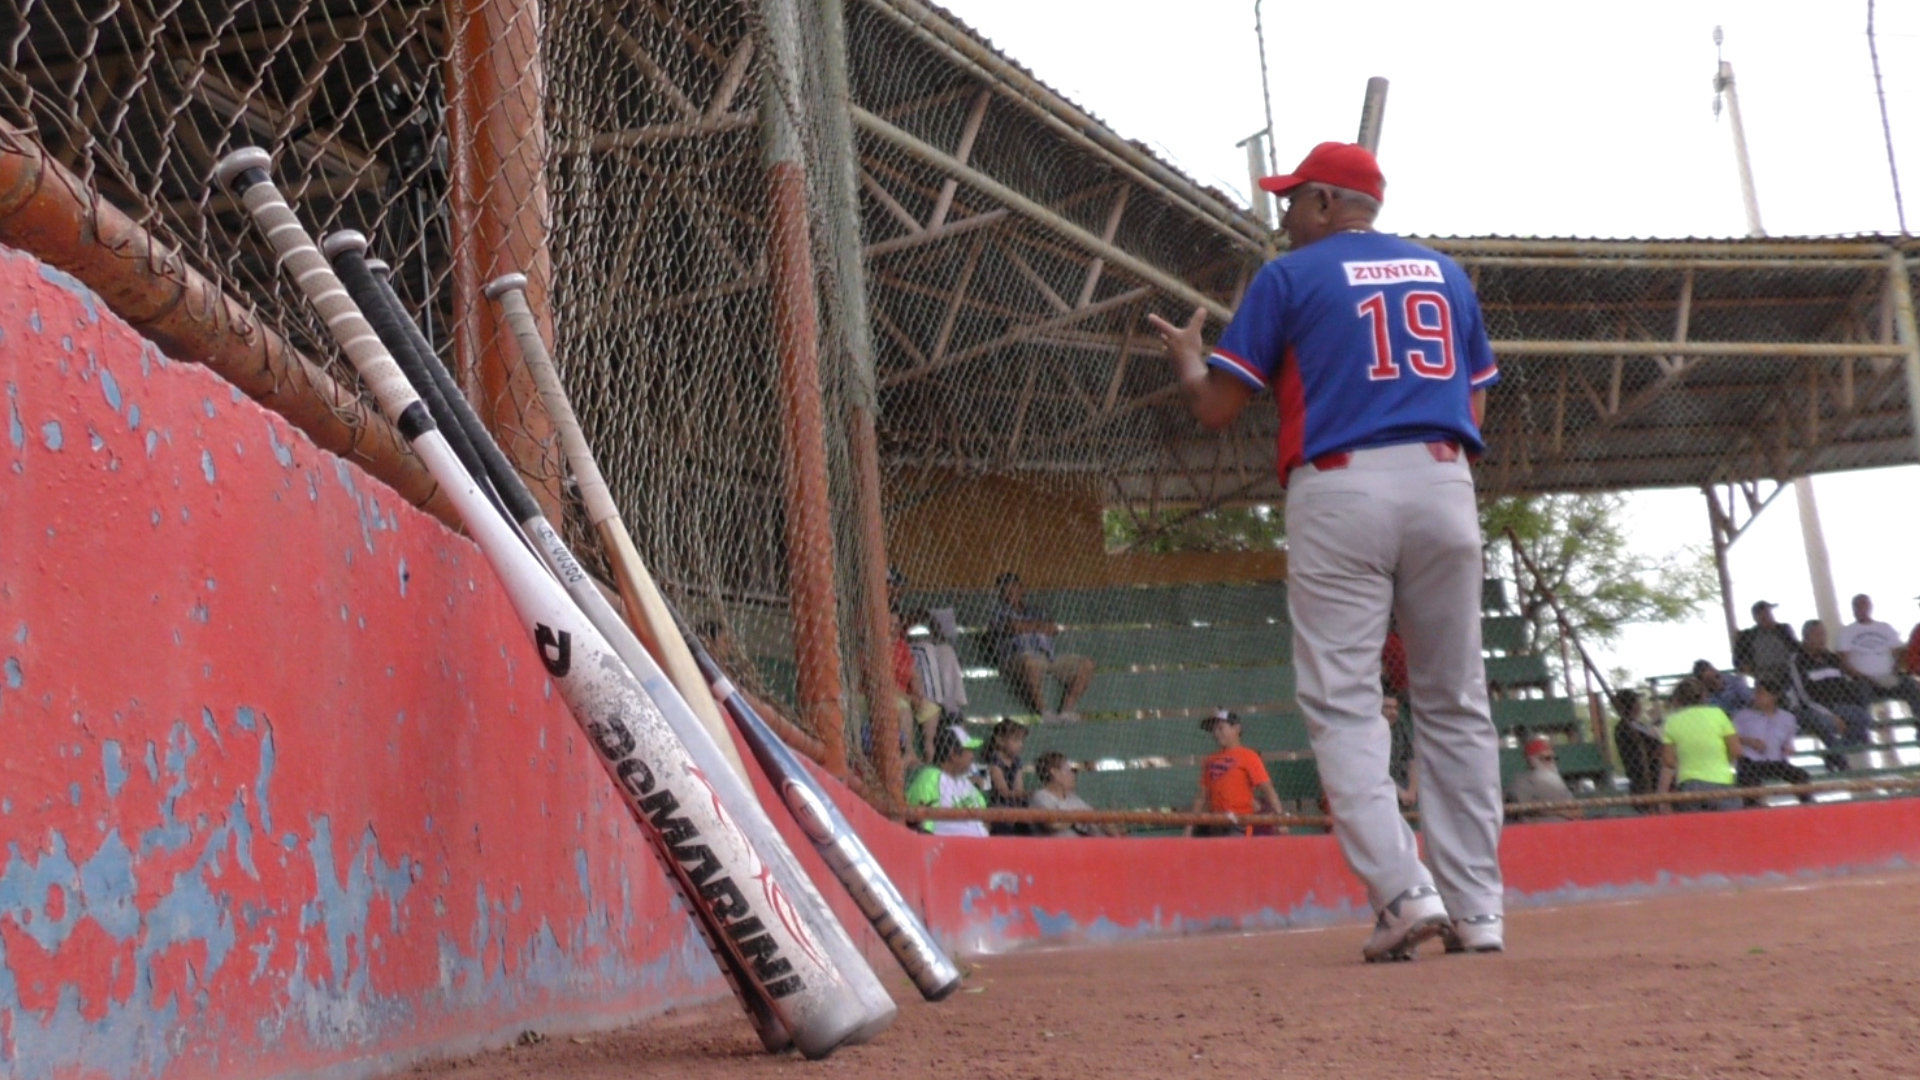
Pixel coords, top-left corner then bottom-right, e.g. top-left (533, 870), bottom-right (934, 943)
top-left (1483, 493), bottom-right (1717, 660)
top-left (1104, 504), bottom-right (1286, 554)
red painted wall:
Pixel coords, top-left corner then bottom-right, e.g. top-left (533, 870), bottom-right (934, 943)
top-left (7, 241), bottom-right (1920, 1080)
top-left (0, 245), bottom-right (726, 1080)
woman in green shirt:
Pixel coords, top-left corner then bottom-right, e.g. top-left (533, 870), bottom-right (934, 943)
top-left (1656, 678), bottom-right (1744, 812)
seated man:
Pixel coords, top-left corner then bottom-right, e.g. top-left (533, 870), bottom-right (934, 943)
top-left (987, 571), bottom-right (1093, 722)
top-left (1837, 593), bottom-right (1920, 715)
top-left (1186, 709), bottom-right (1282, 837)
top-left (1656, 678), bottom-right (1742, 812)
top-left (1729, 680), bottom-right (1813, 805)
top-left (1506, 735), bottom-right (1581, 821)
top-left (905, 725), bottom-right (989, 837)
top-left (1029, 751), bottom-right (1125, 837)
top-left (890, 611), bottom-right (944, 767)
top-left (1791, 619), bottom-right (1876, 769)
top-left (1692, 659), bottom-right (1753, 715)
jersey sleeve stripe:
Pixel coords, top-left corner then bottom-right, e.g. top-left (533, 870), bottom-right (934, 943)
top-left (1208, 348), bottom-right (1267, 390)
top-left (1469, 364), bottom-right (1501, 388)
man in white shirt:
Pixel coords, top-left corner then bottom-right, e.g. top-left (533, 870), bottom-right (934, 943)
top-left (1729, 681), bottom-right (1812, 804)
top-left (1836, 594), bottom-right (1920, 715)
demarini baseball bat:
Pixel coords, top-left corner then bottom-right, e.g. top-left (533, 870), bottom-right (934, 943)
top-left (484, 275), bottom-right (962, 1002)
top-left (327, 241), bottom-right (786, 1053)
top-left (331, 238), bottom-right (895, 1047)
top-left (214, 147), bottom-right (879, 1059)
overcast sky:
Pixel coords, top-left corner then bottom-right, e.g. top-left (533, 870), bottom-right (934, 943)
top-left (941, 0), bottom-right (1920, 682)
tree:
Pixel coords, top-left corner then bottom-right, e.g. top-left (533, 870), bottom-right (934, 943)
top-left (1103, 503), bottom-right (1286, 554)
top-left (1481, 493), bottom-right (1717, 675)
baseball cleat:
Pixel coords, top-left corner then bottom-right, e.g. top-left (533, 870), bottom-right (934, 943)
top-left (1441, 913), bottom-right (1505, 954)
top-left (1362, 885), bottom-right (1450, 963)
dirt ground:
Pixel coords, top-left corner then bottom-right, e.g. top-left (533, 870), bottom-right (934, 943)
top-left (413, 872), bottom-right (1920, 1080)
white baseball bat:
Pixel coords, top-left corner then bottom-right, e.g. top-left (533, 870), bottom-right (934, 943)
top-left (213, 148), bottom-right (884, 1059)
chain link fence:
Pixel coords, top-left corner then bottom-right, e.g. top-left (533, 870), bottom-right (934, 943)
top-left (3, 0), bottom-right (1917, 818)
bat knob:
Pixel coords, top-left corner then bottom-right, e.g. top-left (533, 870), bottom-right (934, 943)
top-left (483, 273), bottom-right (529, 300)
top-left (212, 148), bottom-right (272, 193)
top-left (364, 258), bottom-right (391, 278)
top-left (321, 230), bottom-right (368, 258)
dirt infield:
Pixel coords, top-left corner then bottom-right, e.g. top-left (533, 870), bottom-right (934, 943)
top-left (414, 872), bottom-right (1920, 1079)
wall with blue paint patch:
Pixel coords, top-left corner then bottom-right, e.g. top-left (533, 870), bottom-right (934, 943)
top-left (0, 244), bottom-right (727, 1080)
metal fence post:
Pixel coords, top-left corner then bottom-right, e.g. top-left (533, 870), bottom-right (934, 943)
top-left (446, 0), bottom-right (561, 520)
top-left (762, 0), bottom-right (849, 776)
top-left (814, 0), bottom-right (904, 806)
top-left (1888, 250), bottom-right (1920, 468)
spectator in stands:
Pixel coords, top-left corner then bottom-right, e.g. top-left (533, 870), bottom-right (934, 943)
top-left (1029, 752), bottom-right (1125, 837)
top-left (1612, 688), bottom-right (1663, 804)
top-left (1734, 601), bottom-right (1800, 688)
top-left (1187, 709), bottom-right (1283, 837)
top-left (1790, 619), bottom-right (1874, 770)
top-left (1692, 659), bottom-right (1753, 715)
top-left (1729, 680), bottom-right (1813, 805)
top-left (1656, 678), bottom-right (1742, 812)
top-left (1907, 597), bottom-right (1920, 682)
top-left (1837, 593), bottom-right (1920, 715)
top-left (1506, 735), bottom-right (1582, 821)
top-left (909, 606), bottom-right (969, 728)
top-left (889, 610), bottom-right (943, 768)
top-left (981, 719), bottom-right (1030, 835)
top-left (987, 571), bottom-right (1094, 723)
top-left (906, 725), bottom-right (988, 837)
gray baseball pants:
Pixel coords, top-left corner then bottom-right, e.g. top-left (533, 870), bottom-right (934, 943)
top-left (1286, 442), bottom-right (1504, 920)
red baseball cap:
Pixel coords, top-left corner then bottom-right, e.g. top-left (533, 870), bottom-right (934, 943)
top-left (1259, 142), bottom-right (1386, 202)
top-left (1523, 735), bottom-right (1554, 760)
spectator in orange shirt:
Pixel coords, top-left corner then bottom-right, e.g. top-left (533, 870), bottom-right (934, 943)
top-left (1187, 709), bottom-right (1282, 837)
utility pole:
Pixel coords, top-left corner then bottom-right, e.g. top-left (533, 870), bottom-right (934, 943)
top-left (1713, 27), bottom-right (1844, 643)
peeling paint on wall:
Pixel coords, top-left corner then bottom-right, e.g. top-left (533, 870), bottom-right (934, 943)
top-left (0, 244), bottom-right (726, 1080)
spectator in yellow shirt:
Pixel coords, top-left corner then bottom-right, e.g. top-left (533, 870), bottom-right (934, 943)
top-left (1656, 678), bottom-right (1743, 813)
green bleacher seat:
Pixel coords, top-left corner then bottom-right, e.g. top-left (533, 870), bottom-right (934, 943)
top-left (961, 664), bottom-right (1297, 718)
top-left (897, 582), bottom-right (1289, 631)
top-left (1484, 654), bottom-right (1553, 690)
top-left (1555, 742), bottom-right (1610, 779)
top-left (1076, 765), bottom-right (1199, 810)
top-left (1052, 623), bottom-right (1291, 669)
top-left (1268, 758), bottom-right (1323, 802)
top-left (1481, 615), bottom-right (1528, 655)
top-left (1491, 696), bottom-right (1581, 734)
top-left (1482, 578), bottom-right (1510, 614)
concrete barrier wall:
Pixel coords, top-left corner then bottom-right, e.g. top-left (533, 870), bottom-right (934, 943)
top-left (0, 245), bottom-right (727, 1080)
top-left (8, 241), bottom-right (1920, 1080)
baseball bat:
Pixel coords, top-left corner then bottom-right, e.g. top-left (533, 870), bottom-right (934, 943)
top-left (484, 276), bottom-right (962, 1002)
top-left (478, 275), bottom-right (745, 781)
top-left (214, 148), bottom-right (880, 1059)
top-left (333, 239), bottom-right (896, 1047)
top-left (329, 242), bottom-right (787, 1054)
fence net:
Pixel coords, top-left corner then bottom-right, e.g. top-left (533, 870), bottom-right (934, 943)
top-left (3, 0), bottom-right (1917, 821)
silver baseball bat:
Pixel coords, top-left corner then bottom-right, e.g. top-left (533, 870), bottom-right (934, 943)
top-left (329, 239), bottom-right (895, 1047)
top-left (484, 275), bottom-right (961, 1001)
top-left (330, 242), bottom-right (787, 1053)
top-left (213, 147), bottom-right (878, 1059)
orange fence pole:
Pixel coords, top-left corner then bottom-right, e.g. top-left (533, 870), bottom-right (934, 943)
top-left (0, 122), bottom-right (457, 530)
top-left (762, 0), bottom-right (849, 777)
top-left (445, 0), bottom-right (561, 522)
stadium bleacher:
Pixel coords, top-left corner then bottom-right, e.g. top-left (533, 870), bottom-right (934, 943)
top-left (764, 578), bottom-right (1609, 811)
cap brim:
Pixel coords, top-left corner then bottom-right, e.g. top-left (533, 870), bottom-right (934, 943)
top-left (1257, 173), bottom-right (1308, 196)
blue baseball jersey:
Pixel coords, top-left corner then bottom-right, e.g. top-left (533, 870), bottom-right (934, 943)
top-left (1208, 231), bottom-right (1499, 478)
